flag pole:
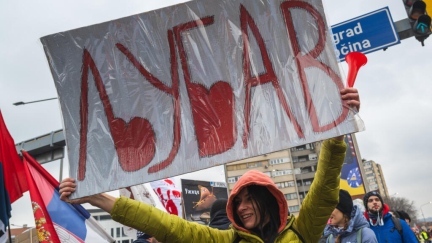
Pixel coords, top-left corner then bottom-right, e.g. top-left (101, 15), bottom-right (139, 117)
top-left (7, 222), bottom-right (12, 243)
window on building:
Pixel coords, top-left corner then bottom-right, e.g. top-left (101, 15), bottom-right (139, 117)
top-left (285, 193), bottom-right (298, 200)
top-left (301, 168), bottom-right (308, 173)
top-left (292, 157), bottom-right (299, 163)
top-left (122, 240), bottom-right (130, 243)
top-left (276, 181), bottom-right (295, 189)
top-left (272, 169), bottom-right (292, 177)
top-left (122, 228), bottom-right (127, 237)
top-left (111, 228), bottom-right (114, 237)
top-left (226, 165), bottom-right (236, 171)
top-left (99, 215), bottom-right (112, 220)
top-left (93, 215), bottom-right (99, 220)
top-left (308, 153), bottom-right (317, 161)
top-left (289, 205), bottom-right (300, 212)
top-left (270, 157), bottom-right (289, 165)
top-left (248, 162), bottom-right (260, 168)
top-left (305, 180), bottom-right (312, 186)
top-left (228, 176), bottom-right (242, 183)
top-left (263, 171), bottom-right (271, 177)
top-left (116, 227), bottom-right (121, 238)
top-left (238, 164), bottom-right (247, 169)
top-left (294, 168), bottom-right (301, 174)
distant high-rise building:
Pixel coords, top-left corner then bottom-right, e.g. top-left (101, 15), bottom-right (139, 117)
top-left (361, 159), bottom-right (389, 197)
top-left (224, 142), bottom-right (321, 216)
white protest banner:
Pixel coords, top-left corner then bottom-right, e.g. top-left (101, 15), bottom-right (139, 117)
top-left (120, 185), bottom-right (157, 237)
top-left (41, 0), bottom-right (364, 199)
top-left (149, 178), bottom-right (182, 218)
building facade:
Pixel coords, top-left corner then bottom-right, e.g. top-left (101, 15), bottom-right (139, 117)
top-left (361, 159), bottom-right (389, 197)
top-left (224, 142), bottom-right (321, 216)
top-left (87, 208), bottom-right (136, 243)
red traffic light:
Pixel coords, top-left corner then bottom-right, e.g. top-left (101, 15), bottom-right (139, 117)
top-left (404, 0), bottom-right (421, 6)
top-left (410, 1), bottom-right (427, 20)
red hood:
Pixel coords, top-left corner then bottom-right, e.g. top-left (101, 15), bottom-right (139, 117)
top-left (226, 170), bottom-right (288, 234)
top-left (364, 203), bottom-right (389, 222)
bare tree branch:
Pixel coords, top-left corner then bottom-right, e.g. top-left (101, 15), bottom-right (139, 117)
top-left (383, 196), bottom-right (419, 224)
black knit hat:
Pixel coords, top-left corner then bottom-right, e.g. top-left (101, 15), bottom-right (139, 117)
top-left (363, 191), bottom-right (383, 207)
top-left (336, 190), bottom-right (353, 216)
top-left (210, 199), bottom-right (228, 217)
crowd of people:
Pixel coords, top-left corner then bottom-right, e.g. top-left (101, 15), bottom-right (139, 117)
top-left (58, 89), bottom-right (430, 243)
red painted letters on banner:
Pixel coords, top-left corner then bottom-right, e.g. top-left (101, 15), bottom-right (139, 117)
top-left (77, 2), bottom-right (347, 180)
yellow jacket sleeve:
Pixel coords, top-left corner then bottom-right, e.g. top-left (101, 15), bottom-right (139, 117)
top-left (111, 196), bottom-right (235, 243)
top-left (295, 138), bottom-right (347, 243)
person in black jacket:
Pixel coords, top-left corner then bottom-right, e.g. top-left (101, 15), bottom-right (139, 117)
top-left (208, 199), bottom-right (231, 230)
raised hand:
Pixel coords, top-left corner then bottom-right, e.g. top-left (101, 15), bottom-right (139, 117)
top-left (59, 178), bottom-right (117, 213)
top-left (340, 88), bottom-right (360, 112)
top-left (59, 178), bottom-right (92, 204)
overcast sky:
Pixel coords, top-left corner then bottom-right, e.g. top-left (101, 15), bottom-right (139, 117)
top-left (2, 0), bottom-right (431, 228)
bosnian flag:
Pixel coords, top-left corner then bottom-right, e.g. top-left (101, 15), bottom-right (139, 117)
top-left (22, 151), bottom-right (114, 243)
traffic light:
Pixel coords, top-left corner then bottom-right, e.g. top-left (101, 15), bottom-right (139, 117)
top-left (403, 0), bottom-right (432, 46)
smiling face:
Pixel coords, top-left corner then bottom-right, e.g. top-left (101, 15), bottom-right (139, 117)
top-left (234, 187), bottom-right (263, 230)
top-left (367, 196), bottom-right (383, 214)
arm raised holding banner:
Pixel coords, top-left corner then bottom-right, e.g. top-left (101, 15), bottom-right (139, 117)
top-left (59, 88), bottom-right (361, 243)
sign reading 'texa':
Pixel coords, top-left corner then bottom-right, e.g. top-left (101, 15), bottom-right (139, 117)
top-left (331, 7), bottom-right (400, 62)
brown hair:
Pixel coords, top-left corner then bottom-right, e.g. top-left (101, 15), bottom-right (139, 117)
top-left (335, 214), bottom-right (351, 243)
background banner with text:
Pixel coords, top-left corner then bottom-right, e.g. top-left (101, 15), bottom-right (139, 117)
top-left (181, 179), bottom-right (228, 225)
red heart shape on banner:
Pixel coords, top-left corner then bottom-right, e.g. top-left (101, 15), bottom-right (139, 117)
top-left (110, 117), bottom-right (155, 171)
top-left (188, 81), bottom-right (236, 157)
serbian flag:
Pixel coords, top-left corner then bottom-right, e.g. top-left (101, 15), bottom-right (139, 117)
top-left (0, 110), bottom-right (28, 203)
top-left (22, 151), bottom-right (114, 243)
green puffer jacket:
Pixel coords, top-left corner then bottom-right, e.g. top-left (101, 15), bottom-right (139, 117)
top-left (111, 138), bottom-right (347, 243)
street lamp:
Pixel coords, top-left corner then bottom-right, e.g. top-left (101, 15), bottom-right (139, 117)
top-left (420, 201), bottom-right (432, 222)
top-left (11, 224), bottom-right (28, 228)
top-left (13, 97), bottom-right (57, 106)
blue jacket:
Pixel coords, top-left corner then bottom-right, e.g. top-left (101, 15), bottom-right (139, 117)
top-left (366, 207), bottom-right (417, 243)
top-left (324, 205), bottom-right (377, 243)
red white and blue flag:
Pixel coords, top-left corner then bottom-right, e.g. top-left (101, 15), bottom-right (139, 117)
top-left (22, 151), bottom-right (114, 243)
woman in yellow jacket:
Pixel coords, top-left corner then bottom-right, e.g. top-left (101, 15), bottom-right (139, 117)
top-left (60, 89), bottom-right (360, 243)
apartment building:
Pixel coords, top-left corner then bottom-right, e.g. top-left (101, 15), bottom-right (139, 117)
top-left (224, 142), bottom-right (321, 216)
top-left (87, 208), bottom-right (136, 243)
top-left (361, 159), bottom-right (389, 197)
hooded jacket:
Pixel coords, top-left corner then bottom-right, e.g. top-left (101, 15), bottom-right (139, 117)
top-left (364, 204), bottom-right (418, 243)
top-left (323, 205), bottom-right (377, 243)
top-left (209, 209), bottom-right (231, 230)
top-left (110, 138), bottom-right (347, 243)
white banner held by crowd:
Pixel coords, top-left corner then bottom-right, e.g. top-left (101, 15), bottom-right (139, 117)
top-left (41, 0), bottom-right (364, 198)
top-left (120, 184), bottom-right (157, 237)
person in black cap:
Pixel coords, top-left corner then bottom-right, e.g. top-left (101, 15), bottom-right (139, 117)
top-left (397, 210), bottom-right (412, 226)
top-left (322, 189), bottom-right (377, 243)
top-left (208, 199), bottom-right (231, 230)
top-left (363, 191), bottom-right (417, 243)
top-left (134, 232), bottom-right (160, 243)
